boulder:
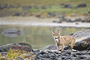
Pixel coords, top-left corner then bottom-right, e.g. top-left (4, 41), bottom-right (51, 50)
top-left (72, 29), bottom-right (90, 41)
top-left (0, 42), bottom-right (33, 52)
top-left (72, 29), bottom-right (90, 50)
top-left (73, 38), bottom-right (90, 51)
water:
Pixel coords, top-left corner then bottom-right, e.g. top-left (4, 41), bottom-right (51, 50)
top-left (0, 25), bottom-right (89, 49)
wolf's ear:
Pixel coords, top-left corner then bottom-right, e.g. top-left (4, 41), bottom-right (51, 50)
top-left (57, 30), bottom-right (60, 35)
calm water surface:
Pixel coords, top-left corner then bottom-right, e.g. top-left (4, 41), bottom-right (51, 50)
top-left (0, 25), bottom-right (89, 49)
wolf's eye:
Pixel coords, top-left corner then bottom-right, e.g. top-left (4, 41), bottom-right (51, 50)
top-left (55, 38), bottom-right (57, 39)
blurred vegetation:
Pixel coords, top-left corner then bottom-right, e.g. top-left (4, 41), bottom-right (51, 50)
top-left (0, 0), bottom-right (90, 16)
top-left (0, 0), bottom-right (90, 6)
top-left (0, 49), bottom-right (36, 60)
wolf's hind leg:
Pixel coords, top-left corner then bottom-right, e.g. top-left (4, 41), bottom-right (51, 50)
top-left (71, 39), bottom-right (75, 49)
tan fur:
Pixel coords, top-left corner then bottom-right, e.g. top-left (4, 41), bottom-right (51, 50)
top-left (52, 30), bottom-right (75, 52)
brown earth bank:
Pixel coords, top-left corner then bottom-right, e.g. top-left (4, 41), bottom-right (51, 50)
top-left (0, 29), bottom-right (90, 60)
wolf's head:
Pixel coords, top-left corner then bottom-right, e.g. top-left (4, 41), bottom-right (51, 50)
top-left (52, 30), bottom-right (60, 40)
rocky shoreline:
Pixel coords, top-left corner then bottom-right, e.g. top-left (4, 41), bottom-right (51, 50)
top-left (33, 49), bottom-right (90, 60)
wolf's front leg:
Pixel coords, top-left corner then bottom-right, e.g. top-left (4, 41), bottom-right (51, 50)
top-left (57, 45), bottom-right (59, 51)
top-left (61, 44), bottom-right (64, 52)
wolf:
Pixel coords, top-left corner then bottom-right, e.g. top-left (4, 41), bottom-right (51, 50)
top-left (52, 30), bottom-right (75, 52)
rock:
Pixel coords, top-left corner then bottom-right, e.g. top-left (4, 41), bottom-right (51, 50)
top-left (13, 12), bottom-right (21, 16)
top-left (73, 38), bottom-right (90, 51)
top-left (34, 6), bottom-right (39, 9)
top-left (42, 44), bottom-right (56, 50)
top-left (87, 58), bottom-right (90, 60)
top-left (0, 52), bottom-right (7, 57)
top-left (33, 50), bottom-right (90, 60)
top-left (40, 51), bottom-right (46, 55)
top-left (2, 4), bottom-right (8, 8)
top-left (7, 5), bottom-right (15, 8)
top-left (36, 14), bottom-right (41, 18)
top-left (17, 57), bottom-right (24, 60)
top-left (43, 54), bottom-right (50, 58)
top-left (59, 14), bottom-right (65, 20)
top-left (53, 20), bottom-right (62, 23)
top-left (72, 29), bottom-right (90, 41)
top-left (64, 4), bottom-right (72, 8)
top-left (75, 18), bottom-right (82, 22)
top-left (78, 55), bottom-right (87, 59)
top-left (61, 56), bottom-right (66, 60)
top-left (77, 3), bottom-right (87, 8)
top-left (33, 49), bottom-right (40, 55)
top-left (72, 49), bottom-right (77, 52)
top-left (88, 11), bottom-right (90, 14)
top-left (72, 53), bottom-right (77, 57)
top-left (41, 6), bottom-right (46, 9)
top-left (0, 42), bottom-right (33, 52)
top-left (48, 12), bottom-right (56, 17)
top-left (0, 4), bottom-right (3, 9)
top-left (22, 6), bottom-right (32, 10)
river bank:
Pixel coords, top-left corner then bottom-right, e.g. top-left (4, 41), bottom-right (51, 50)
top-left (0, 16), bottom-right (90, 28)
